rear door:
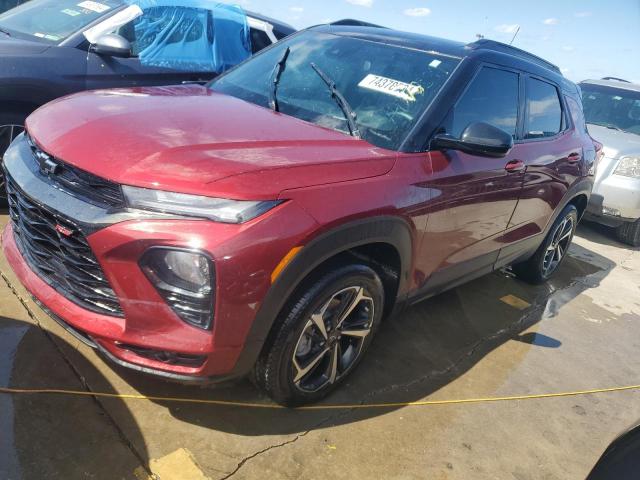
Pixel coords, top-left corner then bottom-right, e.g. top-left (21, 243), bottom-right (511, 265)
top-left (505, 76), bottom-right (583, 243)
top-left (418, 65), bottom-right (527, 292)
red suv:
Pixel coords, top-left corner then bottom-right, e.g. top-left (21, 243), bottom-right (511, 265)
top-left (2, 23), bottom-right (595, 405)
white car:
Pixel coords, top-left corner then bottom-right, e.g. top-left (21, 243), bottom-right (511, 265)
top-left (581, 78), bottom-right (640, 246)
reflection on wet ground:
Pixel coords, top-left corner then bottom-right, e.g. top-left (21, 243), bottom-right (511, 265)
top-left (0, 220), bottom-right (638, 479)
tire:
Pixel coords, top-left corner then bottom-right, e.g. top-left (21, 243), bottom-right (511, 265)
top-left (513, 204), bottom-right (578, 284)
top-left (254, 263), bottom-right (385, 406)
top-left (616, 219), bottom-right (640, 247)
top-left (0, 113), bottom-right (26, 208)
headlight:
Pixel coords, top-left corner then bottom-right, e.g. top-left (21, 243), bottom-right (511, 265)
top-left (140, 248), bottom-right (215, 330)
top-left (614, 156), bottom-right (640, 178)
top-left (123, 185), bottom-right (281, 223)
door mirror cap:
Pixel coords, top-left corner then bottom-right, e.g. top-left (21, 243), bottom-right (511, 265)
top-left (91, 33), bottom-right (132, 58)
top-left (432, 122), bottom-right (514, 158)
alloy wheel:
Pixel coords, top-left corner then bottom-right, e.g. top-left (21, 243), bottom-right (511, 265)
top-left (292, 285), bottom-right (375, 392)
top-left (542, 214), bottom-right (574, 276)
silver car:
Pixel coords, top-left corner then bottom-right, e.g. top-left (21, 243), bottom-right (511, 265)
top-left (581, 78), bottom-right (640, 246)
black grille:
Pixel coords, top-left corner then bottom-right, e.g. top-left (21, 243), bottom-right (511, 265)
top-left (26, 134), bottom-right (125, 209)
top-left (6, 173), bottom-right (124, 317)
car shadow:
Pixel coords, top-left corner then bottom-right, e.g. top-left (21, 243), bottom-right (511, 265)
top-left (0, 317), bottom-right (148, 479)
top-left (578, 220), bottom-right (640, 250)
top-left (113, 243), bottom-right (615, 437)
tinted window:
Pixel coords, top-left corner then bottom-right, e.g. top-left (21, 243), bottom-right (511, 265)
top-left (447, 67), bottom-right (519, 138)
top-left (211, 31), bottom-right (460, 151)
top-left (0, 0), bottom-right (123, 43)
top-left (566, 96), bottom-right (587, 133)
top-left (525, 78), bottom-right (563, 139)
top-left (250, 28), bottom-right (271, 53)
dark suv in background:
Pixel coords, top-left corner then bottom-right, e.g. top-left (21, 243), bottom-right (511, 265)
top-left (0, 0), bottom-right (25, 13)
top-left (3, 23), bottom-right (595, 405)
top-left (0, 0), bottom-right (294, 205)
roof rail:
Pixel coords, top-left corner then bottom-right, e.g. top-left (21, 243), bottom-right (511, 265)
top-left (330, 19), bottom-right (387, 28)
top-left (469, 39), bottom-right (561, 74)
top-left (601, 77), bottom-right (631, 83)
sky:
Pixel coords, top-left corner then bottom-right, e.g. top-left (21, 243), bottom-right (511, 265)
top-left (234, 0), bottom-right (640, 84)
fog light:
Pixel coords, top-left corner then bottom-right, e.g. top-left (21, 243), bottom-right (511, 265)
top-left (140, 248), bottom-right (214, 330)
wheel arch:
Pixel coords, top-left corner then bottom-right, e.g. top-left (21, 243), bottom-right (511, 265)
top-left (230, 215), bottom-right (414, 377)
top-left (544, 178), bottom-right (593, 236)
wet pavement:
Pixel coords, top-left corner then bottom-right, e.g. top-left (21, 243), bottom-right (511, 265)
top-left (0, 212), bottom-right (638, 479)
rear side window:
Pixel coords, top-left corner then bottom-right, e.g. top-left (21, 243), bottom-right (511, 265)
top-left (447, 67), bottom-right (520, 138)
top-left (566, 96), bottom-right (587, 133)
top-left (250, 28), bottom-right (272, 53)
top-left (525, 78), bottom-right (563, 139)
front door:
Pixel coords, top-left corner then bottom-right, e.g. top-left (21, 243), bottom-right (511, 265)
top-left (416, 66), bottom-right (526, 294)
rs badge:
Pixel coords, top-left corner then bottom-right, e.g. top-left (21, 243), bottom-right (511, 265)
top-left (55, 224), bottom-right (74, 237)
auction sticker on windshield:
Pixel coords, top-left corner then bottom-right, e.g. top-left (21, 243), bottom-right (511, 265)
top-left (77, 1), bottom-right (111, 13)
top-left (358, 74), bottom-right (425, 102)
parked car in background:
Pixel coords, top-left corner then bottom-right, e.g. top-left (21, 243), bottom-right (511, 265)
top-left (0, 0), bottom-right (295, 205)
top-left (2, 23), bottom-right (596, 405)
top-left (0, 0), bottom-right (27, 13)
top-left (581, 78), bottom-right (640, 246)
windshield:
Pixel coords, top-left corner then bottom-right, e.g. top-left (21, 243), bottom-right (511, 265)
top-left (0, 0), bottom-right (123, 43)
top-left (210, 30), bottom-right (460, 151)
top-left (581, 83), bottom-right (640, 136)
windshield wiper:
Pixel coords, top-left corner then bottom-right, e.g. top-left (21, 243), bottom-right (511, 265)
top-left (268, 47), bottom-right (290, 112)
top-left (0, 27), bottom-right (11, 37)
top-left (310, 63), bottom-right (361, 139)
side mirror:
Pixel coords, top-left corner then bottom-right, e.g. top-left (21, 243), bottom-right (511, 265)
top-left (91, 33), bottom-right (132, 58)
top-left (432, 122), bottom-right (514, 158)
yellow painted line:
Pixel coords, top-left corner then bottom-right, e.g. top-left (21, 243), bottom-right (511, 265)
top-left (270, 246), bottom-right (303, 283)
top-left (500, 294), bottom-right (531, 310)
top-left (1, 384), bottom-right (639, 410)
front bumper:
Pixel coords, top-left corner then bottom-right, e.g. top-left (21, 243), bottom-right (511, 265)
top-left (586, 158), bottom-right (640, 225)
top-left (1, 134), bottom-right (317, 381)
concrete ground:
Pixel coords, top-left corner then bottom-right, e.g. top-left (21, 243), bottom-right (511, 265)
top-left (0, 211), bottom-right (638, 480)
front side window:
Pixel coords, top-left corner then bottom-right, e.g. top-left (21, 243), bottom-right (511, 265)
top-left (581, 83), bottom-right (640, 136)
top-left (0, 0), bottom-right (123, 43)
top-left (525, 77), bottom-right (563, 139)
top-left (445, 67), bottom-right (520, 139)
top-left (210, 31), bottom-right (461, 151)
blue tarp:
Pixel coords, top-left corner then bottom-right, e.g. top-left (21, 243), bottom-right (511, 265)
top-left (124, 0), bottom-right (251, 73)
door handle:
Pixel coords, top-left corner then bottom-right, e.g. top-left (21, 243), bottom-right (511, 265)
top-left (567, 152), bottom-right (582, 164)
top-left (505, 160), bottom-right (525, 173)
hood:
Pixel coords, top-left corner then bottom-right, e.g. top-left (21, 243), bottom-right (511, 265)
top-left (587, 124), bottom-right (640, 160)
top-left (0, 34), bottom-right (50, 55)
top-left (26, 86), bottom-right (396, 200)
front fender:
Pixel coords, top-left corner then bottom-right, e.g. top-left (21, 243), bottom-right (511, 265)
top-left (228, 215), bottom-right (414, 377)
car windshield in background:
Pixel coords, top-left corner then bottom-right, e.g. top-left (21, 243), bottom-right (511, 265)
top-left (210, 31), bottom-right (460, 151)
top-left (0, 0), bottom-right (123, 43)
top-left (581, 84), bottom-right (640, 136)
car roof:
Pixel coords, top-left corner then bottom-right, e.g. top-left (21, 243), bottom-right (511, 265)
top-left (246, 11), bottom-right (296, 35)
top-left (580, 78), bottom-right (640, 93)
top-left (312, 23), bottom-right (562, 76)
